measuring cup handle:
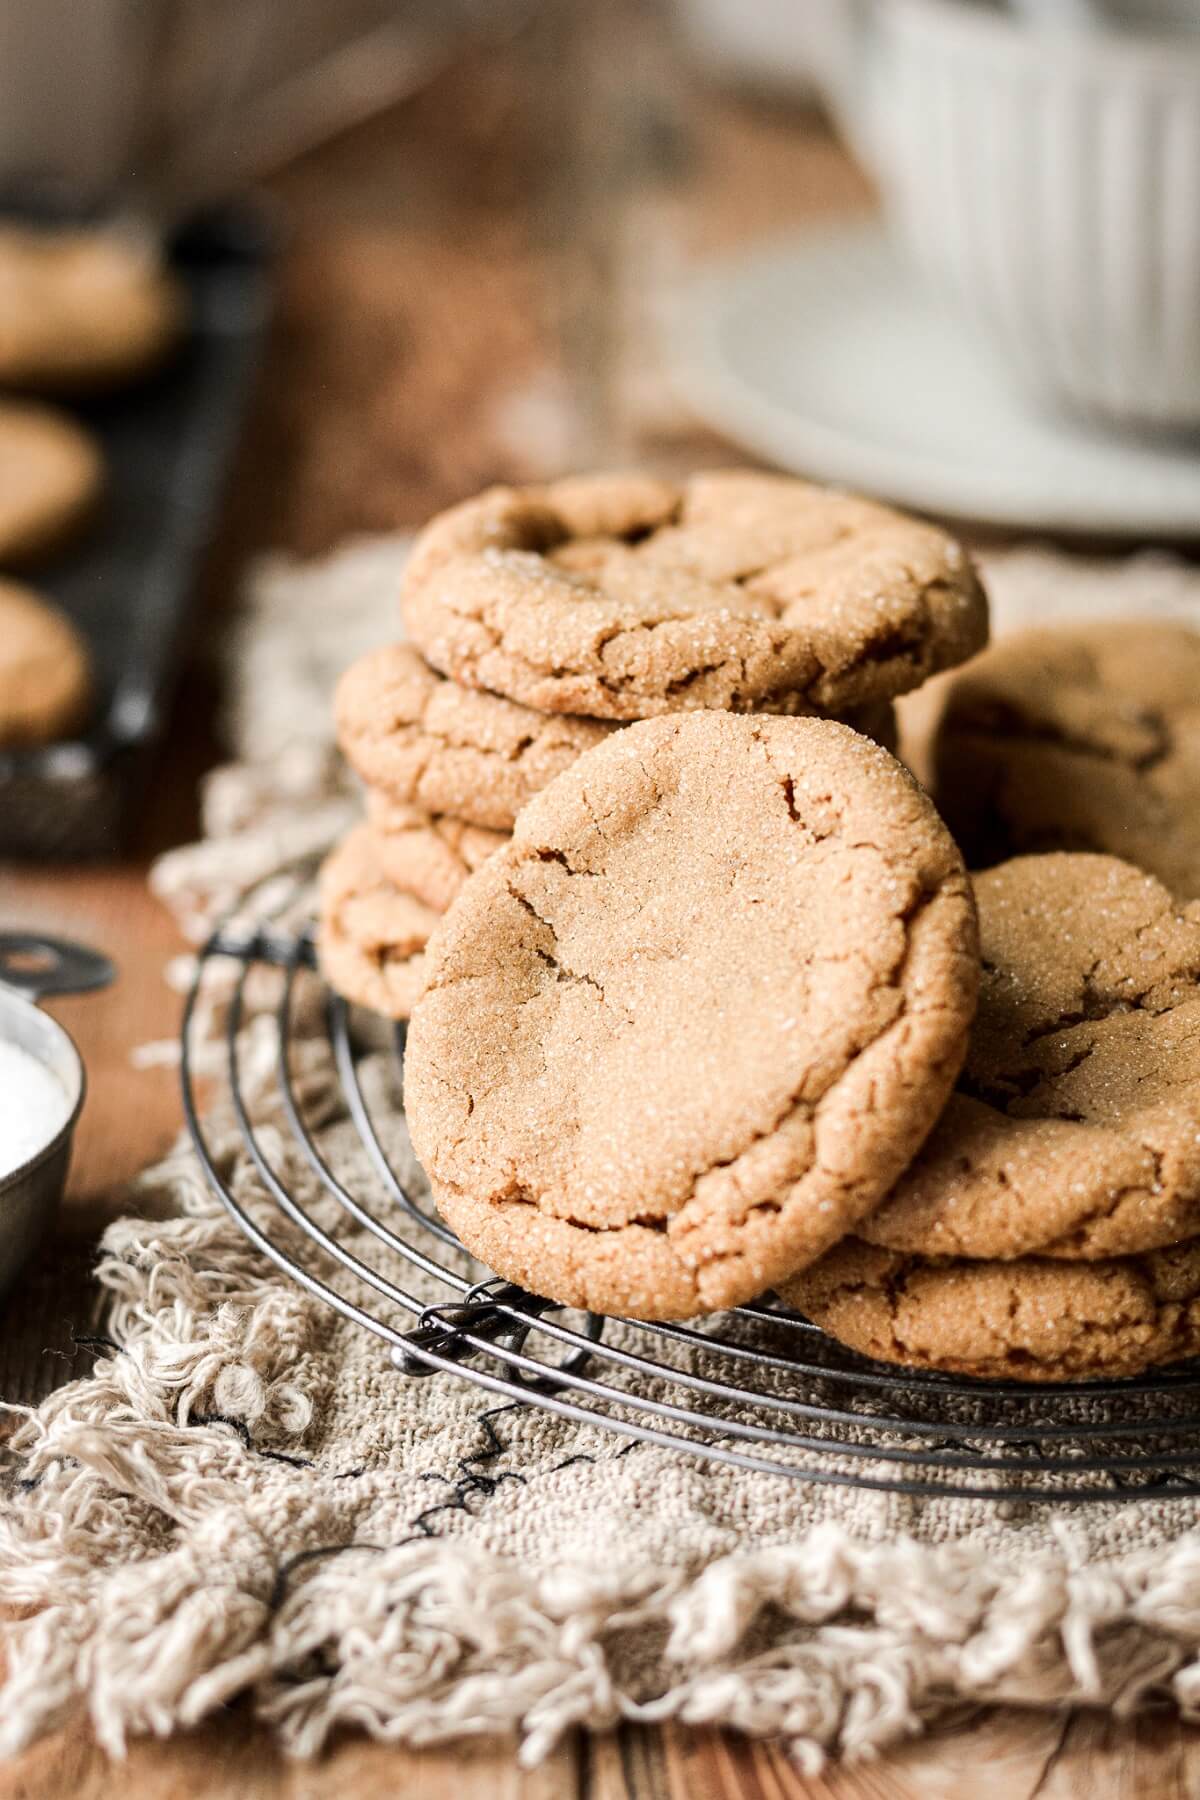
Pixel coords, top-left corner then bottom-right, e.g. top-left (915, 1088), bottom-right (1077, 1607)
top-left (0, 934), bottom-right (116, 1001)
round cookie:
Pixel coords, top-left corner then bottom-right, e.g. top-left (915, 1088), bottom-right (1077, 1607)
top-left (336, 644), bottom-right (615, 831)
top-left (860, 854), bottom-right (1200, 1262)
top-left (935, 621), bottom-right (1200, 898)
top-left (338, 645), bottom-right (899, 833)
top-left (0, 402), bottom-right (103, 562)
top-left (365, 792), bottom-right (507, 912)
top-left (779, 1239), bottom-right (1200, 1382)
top-left (317, 825), bottom-right (442, 1020)
top-left (0, 226), bottom-right (185, 391)
top-left (405, 713), bottom-right (978, 1321)
top-left (400, 470), bottom-right (987, 721)
top-left (0, 579), bottom-right (91, 746)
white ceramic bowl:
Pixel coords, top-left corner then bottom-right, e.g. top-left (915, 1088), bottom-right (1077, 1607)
top-left (672, 0), bottom-right (855, 103)
top-left (850, 0), bottom-right (1200, 430)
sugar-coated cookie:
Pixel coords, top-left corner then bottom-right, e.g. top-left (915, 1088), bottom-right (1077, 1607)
top-left (405, 713), bottom-right (978, 1320)
top-left (338, 644), bottom-right (898, 833)
top-left (400, 470), bottom-right (987, 721)
top-left (366, 792), bottom-right (507, 912)
top-left (780, 1238), bottom-right (1200, 1382)
top-left (336, 644), bottom-right (614, 832)
top-left (859, 854), bottom-right (1200, 1262)
top-left (317, 824), bottom-right (441, 1020)
top-left (935, 621), bottom-right (1200, 898)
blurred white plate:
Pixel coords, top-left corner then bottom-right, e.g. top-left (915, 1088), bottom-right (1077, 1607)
top-left (672, 226), bottom-right (1200, 536)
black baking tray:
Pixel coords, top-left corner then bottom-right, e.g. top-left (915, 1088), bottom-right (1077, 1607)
top-left (0, 205), bottom-right (274, 858)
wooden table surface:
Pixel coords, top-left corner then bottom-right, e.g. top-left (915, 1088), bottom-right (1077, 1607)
top-left (3, 14), bottom-right (1199, 1796)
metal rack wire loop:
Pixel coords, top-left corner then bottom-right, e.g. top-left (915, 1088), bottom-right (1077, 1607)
top-left (181, 923), bottom-right (1200, 1505)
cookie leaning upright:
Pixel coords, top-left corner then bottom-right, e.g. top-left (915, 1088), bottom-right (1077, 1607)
top-left (405, 713), bottom-right (979, 1321)
top-left (934, 620), bottom-right (1200, 897)
top-left (399, 470), bottom-right (988, 721)
top-left (856, 853), bottom-right (1200, 1262)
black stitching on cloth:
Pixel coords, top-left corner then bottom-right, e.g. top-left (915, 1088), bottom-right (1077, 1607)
top-left (264, 1401), bottom-right (642, 1622)
top-left (39, 1329), bottom-right (125, 1367)
top-left (269, 1542), bottom-right (385, 1611)
top-left (189, 1411), bottom-right (315, 1470)
top-left (70, 1332), bottom-right (123, 1356)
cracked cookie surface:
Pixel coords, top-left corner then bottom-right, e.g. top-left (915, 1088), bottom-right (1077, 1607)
top-left (404, 713), bottom-right (978, 1321)
top-left (859, 854), bottom-right (1200, 1262)
top-left (399, 470), bottom-right (988, 721)
top-left (367, 791), bottom-right (508, 912)
top-left (337, 643), bottom-right (615, 830)
top-left (935, 621), bottom-right (1200, 898)
top-left (780, 1238), bottom-right (1200, 1380)
top-left (339, 642), bottom-right (898, 830)
top-left (317, 824), bottom-right (442, 1019)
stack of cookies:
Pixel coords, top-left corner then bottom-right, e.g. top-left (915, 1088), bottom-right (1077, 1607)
top-left (325, 469), bottom-right (1200, 1384)
top-left (321, 468), bottom-right (987, 1021)
top-left (776, 615), bottom-right (1200, 1382)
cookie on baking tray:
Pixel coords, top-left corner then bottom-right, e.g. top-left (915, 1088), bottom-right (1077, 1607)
top-left (858, 854), bottom-right (1200, 1263)
top-left (0, 401), bottom-right (103, 563)
top-left (0, 578), bottom-right (91, 746)
top-left (317, 824), bottom-right (441, 1021)
top-left (404, 713), bottom-right (978, 1321)
top-left (935, 621), bottom-right (1200, 899)
top-left (365, 791), bottom-right (507, 913)
top-left (779, 1238), bottom-right (1200, 1383)
top-left (0, 225), bottom-right (185, 391)
top-left (399, 470), bottom-right (988, 721)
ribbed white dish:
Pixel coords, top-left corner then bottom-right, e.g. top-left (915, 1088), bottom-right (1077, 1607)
top-left (671, 225), bottom-right (1200, 535)
top-left (865, 0), bottom-right (1200, 428)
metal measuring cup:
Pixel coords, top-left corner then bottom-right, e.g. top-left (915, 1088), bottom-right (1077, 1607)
top-left (0, 933), bottom-right (115, 1299)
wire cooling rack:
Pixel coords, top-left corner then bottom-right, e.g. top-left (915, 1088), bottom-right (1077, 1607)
top-left (182, 923), bottom-right (1200, 1506)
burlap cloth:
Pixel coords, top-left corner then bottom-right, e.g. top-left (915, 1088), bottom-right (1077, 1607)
top-left (4, 539), bottom-right (1200, 1772)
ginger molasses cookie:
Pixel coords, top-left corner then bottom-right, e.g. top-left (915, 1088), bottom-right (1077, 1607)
top-left (339, 645), bottom-right (899, 833)
top-left (400, 470), bottom-right (987, 721)
top-left (365, 792), bottom-right (507, 913)
top-left (859, 854), bottom-right (1200, 1262)
top-left (405, 713), bottom-right (978, 1321)
top-left (0, 579), bottom-right (91, 746)
top-left (935, 621), bottom-right (1200, 897)
top-left (317, 825), bottom-right (441, 1020)
top-left (780, 1239), bottom-right (1200, 1382)
top-left (0, 402), bottom-right (103, 562)
top-left (0, 226), bottom-right (185, 391)
top-left (336, 644), bottom-right (615, 832)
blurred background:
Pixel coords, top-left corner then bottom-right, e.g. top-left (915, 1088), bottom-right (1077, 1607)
top-left (5, 0), bottom-right (1195, 567)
